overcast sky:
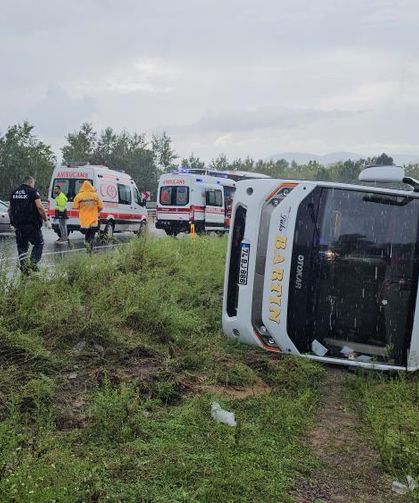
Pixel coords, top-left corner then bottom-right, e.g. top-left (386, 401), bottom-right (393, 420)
top-left (1, 0), bottom-right (418, 161)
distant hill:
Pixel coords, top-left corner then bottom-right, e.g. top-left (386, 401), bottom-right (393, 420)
top-left (267, 152), bottom-right (419, 166)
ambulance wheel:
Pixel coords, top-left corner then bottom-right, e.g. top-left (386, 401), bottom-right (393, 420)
top-left (102, 221), bottom-right (114, 239)
top-left (137, 221), bottom-right (147, 236)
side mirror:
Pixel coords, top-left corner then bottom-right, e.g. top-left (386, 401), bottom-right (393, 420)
top-left (358, 165), bottom-right (405, 183)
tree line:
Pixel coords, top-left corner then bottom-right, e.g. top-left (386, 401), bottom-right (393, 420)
top-left (1, 121), bottom-right (418, 200)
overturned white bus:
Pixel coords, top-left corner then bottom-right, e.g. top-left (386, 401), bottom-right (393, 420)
top-left (222, 166), bottom-right (419, 371)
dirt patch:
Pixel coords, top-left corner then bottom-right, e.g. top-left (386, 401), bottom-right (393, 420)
top-left (204, 377), bottom-right (271, 399)
top-left (291, 368), bottom-right (396, 503)
top-left (54, 345), bottom-right (170, 429)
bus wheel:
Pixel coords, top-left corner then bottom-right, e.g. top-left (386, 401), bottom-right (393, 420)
top-left (165, 229), bottom-right (178, 237)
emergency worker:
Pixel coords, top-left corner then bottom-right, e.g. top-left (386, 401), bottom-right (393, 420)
top-left (8, 175), bottom-right (49, 272)
top-left (54, 185), bottom-right (68, 243)
top-left (73, 181), bottom-right (104, 252)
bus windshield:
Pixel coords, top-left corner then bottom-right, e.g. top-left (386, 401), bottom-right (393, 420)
top-left (288, 187), bottom-right (419, 366)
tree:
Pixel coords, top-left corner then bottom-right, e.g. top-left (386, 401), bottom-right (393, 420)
top-left (62, 122), bottom-right (97, 164)
top-left (151, 132), bottom-right (177, 173)
top-left (0, 122), bottom-right (55, 199)
top-left (209, 153), bottom-right (229, 171)
top-left (180, 153), bottom-right (205, 170)
top-left (372, 153), bottom-right (394, 166)
top-left (61, 124), bottom-right (162, 197)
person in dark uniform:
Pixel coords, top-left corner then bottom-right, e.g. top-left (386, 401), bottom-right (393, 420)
top-left (8, 176), bottom-right (49, 272)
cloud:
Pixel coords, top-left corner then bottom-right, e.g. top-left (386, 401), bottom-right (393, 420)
top-left (0, 0), bottom-right (418, 162)
top-left (65, 59), bottom-right (181, 97)
top-left (28, 85), bottom-right (96, 137)
top-left (190, 107), bottom-right (356, 133)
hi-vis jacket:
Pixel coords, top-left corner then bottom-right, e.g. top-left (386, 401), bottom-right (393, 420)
top-left (55, 192), bottom-right (68, 213)
top-left (73, 181), bottom-right (104, 229)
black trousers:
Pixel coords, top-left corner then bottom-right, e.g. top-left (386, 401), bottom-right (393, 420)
top-left (80, 227), bottom-right (99, 247)
top-left (15, 225), bottom-right (44, 269)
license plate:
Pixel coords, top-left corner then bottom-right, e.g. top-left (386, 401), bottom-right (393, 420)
top-left (238, 242), bottom-right (250, 285)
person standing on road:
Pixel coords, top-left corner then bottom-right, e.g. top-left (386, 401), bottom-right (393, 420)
top-left (53, 185), bottom-right (68, 244)
top-left (8, 175), bottom-right (49, 273)
top-left (72, 180), bottom-right (104, 252)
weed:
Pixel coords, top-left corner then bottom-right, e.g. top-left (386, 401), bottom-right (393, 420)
top-left (90, 380), bottom-right (145, 443)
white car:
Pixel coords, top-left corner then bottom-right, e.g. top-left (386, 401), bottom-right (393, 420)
top-left (0, 200), bottom-right (12, 233)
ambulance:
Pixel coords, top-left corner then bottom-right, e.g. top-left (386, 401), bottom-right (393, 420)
top-left (48, 163), bottom-right (148, 237)
top-left (156, 169), bottom-right (269, 236)
top-left (156, 171), bottom-right (236, 236)
top-left (222, 165), bottom-right (419, 371)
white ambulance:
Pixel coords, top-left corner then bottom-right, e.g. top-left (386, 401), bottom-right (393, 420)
top-left (156, 171), bottom-right (236, 236)
top-left (48, 163), bottom-right (148, 237)
top-left (223, 166), bottom-right (419, 371)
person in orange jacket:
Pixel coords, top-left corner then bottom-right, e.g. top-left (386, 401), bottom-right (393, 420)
top-left (73, 181), bottom-right (104, 252)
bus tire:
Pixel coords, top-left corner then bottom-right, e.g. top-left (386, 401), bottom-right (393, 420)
top-left (165, 229), bottom-right (178, 237)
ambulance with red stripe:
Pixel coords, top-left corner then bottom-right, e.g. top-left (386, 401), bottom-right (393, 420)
top-left (156, 171), bottom-right (236, 236)
top-left (48, 163), bottom-right (148, 237)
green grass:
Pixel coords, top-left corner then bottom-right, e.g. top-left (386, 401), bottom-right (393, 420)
top-left (1, 235), bottom-right (418, 501)
top-left (0, 235), bottom-right (324, 502)
top-left (351, 372), bottom-right (419, 500)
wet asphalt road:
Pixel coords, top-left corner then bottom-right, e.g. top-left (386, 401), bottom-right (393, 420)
top-left (0, 225), bottom-right (166, 274)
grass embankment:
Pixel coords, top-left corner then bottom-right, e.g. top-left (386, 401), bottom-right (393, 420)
top-left (0, 236), bottom-right (323, 502)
